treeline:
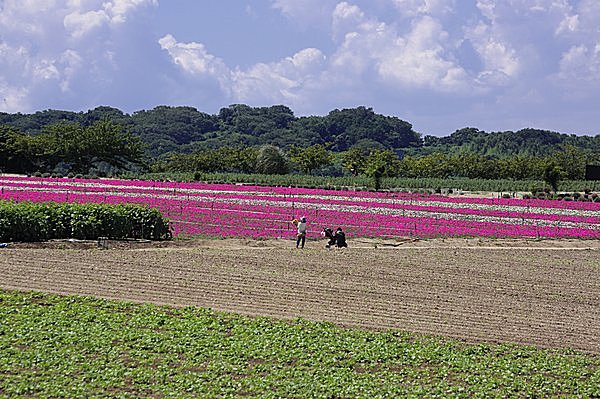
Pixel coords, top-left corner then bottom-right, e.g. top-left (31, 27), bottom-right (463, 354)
top-left (0, 120), bottom-right (145, 176)
top-left (420, 127), bottom-right (600, 157)
top-left (1, 104), bottom-right (599, 183)
top-left (2, 104), bottom-right (599, 159)
top-left (156, 145), bottom-right (596, 186)
top-left (0, 105), bottom-right (420, 157)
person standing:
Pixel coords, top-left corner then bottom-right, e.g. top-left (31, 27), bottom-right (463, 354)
top-left (294, 216), bottom-right (307, 248)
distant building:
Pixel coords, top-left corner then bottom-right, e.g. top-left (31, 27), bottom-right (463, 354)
top-left (585, 165), bottom-right (600, 180)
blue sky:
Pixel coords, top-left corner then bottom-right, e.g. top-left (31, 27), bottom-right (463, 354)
top-left (1, 0), bottom-right (599, 137)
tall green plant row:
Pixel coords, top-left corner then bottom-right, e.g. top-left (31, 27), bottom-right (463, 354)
top-left (122, 172), bottom-right (600, 193)
top-left (0, 201), bottom-right (171, 242)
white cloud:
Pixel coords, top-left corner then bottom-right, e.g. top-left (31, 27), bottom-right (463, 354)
top-left (0, 85), bottom-right (29, 113)
top-left (32, 60), bottom-right (61, 81)
top-left (158, 35), bottom-right (226, 77)
top-left (475, 0), bottom-right (496, 21)
top-left (232, 48), bottom-right (326, 104)
top-left (59, 49), bottom-right (83, 92)
top-left (159, 33), bottom-right (327, 106)
top-left (63, 10), bottom-right (109, 38)
top-left (332, 2), bottom-right (366, 41)
top-left (329, 3), bottom-right (470, 91)
top-left (391, 0), bottom-right (456, 17)
top-left (0, 0), bottom-right (158, 112)
top-left (377, 16), bottom-right (469, 90)
top-left (103, 0), bottom-right (157, 24)
top-left (559, 44), bottom-right (600, 81)
top-left (465, 21), bottom-right (520, 85)
top-left (556, 14), bottom-right (579, 35)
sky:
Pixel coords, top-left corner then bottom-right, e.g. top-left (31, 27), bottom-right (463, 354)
top-left (1, 0), bottom-right (599, 137)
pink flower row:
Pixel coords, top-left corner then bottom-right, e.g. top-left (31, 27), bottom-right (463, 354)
top-left (1, 177), bottom-right (598, 239)
top-left (2, 175), bottom-right (599, 211)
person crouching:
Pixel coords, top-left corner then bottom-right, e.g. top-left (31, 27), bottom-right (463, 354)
top-left (334, 227), bottom-right (347, 248)
top-left (322, 227), bottom-right (336, 248)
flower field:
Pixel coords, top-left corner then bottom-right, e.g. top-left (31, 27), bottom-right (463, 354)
top-left (1, 175), bottom-right (599, 240)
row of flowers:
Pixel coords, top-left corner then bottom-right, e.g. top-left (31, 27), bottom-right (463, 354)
top-left (1, 176), bottom-right (599, 240)
top-left (3, 175), bottom-right (600, 211)
top-left (3, 185), bottom-right (599, 228)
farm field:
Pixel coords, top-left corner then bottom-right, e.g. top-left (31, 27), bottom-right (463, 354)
top-left (1, 175), bottom-right (599, 240)
top-left (1, 238), bottom-right (599, 354)
top-left (1, 175), bottom-right (599, 397)
top-left (1, 239), bottom-right (600, 398)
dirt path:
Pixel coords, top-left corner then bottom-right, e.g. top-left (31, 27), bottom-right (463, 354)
top-left (1, 238), bottom-right (599, 354)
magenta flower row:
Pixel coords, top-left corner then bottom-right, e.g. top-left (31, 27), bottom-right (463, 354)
top-left (1, 176), bottom-right (598, 240)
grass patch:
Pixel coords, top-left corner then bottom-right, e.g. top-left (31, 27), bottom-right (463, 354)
top-left (1, 290), bottom-right (598, 398)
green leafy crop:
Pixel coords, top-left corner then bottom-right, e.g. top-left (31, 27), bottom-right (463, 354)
top-left (0, 201), bottom-right (171, 242)
top-left (0, 290), bottom-right (598, 398)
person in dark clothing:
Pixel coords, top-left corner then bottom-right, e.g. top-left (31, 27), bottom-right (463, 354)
top-left (334, 227), bottom-right (347, 248)
top-left (323, 227), bottom-right (336, 248)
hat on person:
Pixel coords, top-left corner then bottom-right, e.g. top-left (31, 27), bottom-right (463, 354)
top-left (300, 216), bottom-right (306, 223)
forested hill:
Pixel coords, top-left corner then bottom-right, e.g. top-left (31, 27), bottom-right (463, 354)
top-left (1, 105), bottom-right (598, 158)
top-left (0, 105), bottom-right (419, 157)
top-left (420, 128), bottom-right (600, 158)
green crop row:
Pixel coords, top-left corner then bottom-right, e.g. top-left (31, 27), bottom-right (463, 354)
top-left (0, 290), bottom-right (598, 398)
top-left (122, 171), bottom-right (600, 193)
top-left (0, 201), bottom-right (171, 242)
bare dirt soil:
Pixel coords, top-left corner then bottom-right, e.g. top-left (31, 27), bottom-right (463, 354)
top-left (1, 237), bottom-right (599, 354)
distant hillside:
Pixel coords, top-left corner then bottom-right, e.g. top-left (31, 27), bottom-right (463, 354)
top-left (419, 127), bottom-right (600, 158)
top-left (1, 105), bottom-right (598, 159)
top-left (0, 105), bottom-right (420, 158)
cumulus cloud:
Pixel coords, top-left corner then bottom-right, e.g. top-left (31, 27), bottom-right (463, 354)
top-left (1, 0), bottom-right (600, 135)
top-left (63, 10), bottom-right (109, 38)
top-left (328, 3), bottom-right (470, 91)
top-left (104, 0), bottom-right (158, 24)
top-left (391, 0), bottom-right (456, 17)
top-left (0, 0), bottom-right (157, 112)
top-left (0, 79), bottom-right (29, 113)
top-left (377, 16), bottom-right (469, 90)
top-left (332, 1), bottom-right (367, 41)
top-left (464, 21), bottom-right (520, 85)
top-left (159, 33), bottom-right (327, 105)
top-left (232, 48), bottom-right (326, 104)
top-left (559, 44), bottom-right (600, 81)
top-left (158, 35), bottom-right (228, 78)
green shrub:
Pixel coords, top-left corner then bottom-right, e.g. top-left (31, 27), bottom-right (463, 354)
top-left (0, 201), bottom-right (171, 242)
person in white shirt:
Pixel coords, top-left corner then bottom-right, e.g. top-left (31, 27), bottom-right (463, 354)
top-left (294, 216), bottom-right (307, 248)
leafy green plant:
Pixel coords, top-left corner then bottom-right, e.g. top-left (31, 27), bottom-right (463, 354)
top-left (0, 201), bottom-right (171, 242)
top-left (0, 290), bottom-right (598, 398)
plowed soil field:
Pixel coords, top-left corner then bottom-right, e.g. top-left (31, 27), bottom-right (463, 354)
top-left (1, 237), bottom-right (599, 354)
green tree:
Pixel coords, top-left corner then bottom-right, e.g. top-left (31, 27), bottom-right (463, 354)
top-left (549, 145), bottom-right (587, 180)
top-left (0, 126), bottom-right (33, 172)
top-left (255, 145), bottom-right (289, 175)
top-left (288, 144), bottom-right (331, 175)
top-left (543, 162), bottom-right (564, 192)
top-left (40, 120), bottom-right (146, 174)
top-left (340, 147), bottom-right (368, 176)
top-left (364, 150), bottom-right (401, 190)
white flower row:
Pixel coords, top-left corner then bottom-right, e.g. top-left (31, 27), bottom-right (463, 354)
top-left (1, 178), bottom-right (596, 218)
top-left (3, 184), bottom-right (598, 231)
